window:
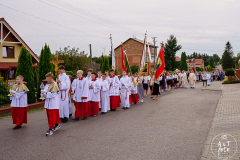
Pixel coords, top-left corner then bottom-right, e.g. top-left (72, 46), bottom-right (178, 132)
top-left (152, 48), bottom-right (155, 53)
top-left (2, 46), bottom-right (14, 58)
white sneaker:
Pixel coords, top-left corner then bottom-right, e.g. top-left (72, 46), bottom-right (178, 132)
top-left (141, 99), bottom-right (144, 103)
top-left (46, 129), bottom-right (54, 136)
top-left (53, 125), bottom-right (61, 132)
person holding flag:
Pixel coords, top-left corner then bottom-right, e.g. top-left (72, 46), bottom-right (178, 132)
top-left (152, 44), bottom-right (165, 100)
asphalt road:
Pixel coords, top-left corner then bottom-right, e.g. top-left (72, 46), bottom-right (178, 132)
top-left (0, 82), bottom-right (221, 160)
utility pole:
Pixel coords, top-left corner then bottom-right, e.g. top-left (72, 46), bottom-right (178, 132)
top-left (89, 44), bottom-right (92, 68)
top-left (152, 37), bottom-right (157, 67)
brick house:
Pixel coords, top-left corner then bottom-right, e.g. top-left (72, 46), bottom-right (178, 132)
top-left (114, 38), bottom-right (158, 74)
top-left (187, 59), bottom-right (204, 71)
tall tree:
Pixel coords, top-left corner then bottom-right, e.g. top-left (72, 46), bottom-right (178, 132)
top-left (212, 54), bottom-right (220, 64)
top-left (57, 46), bottom-right (90, 73)
top-left (164, 35), bottom-right (182, 71)
top-left (37, 44), bottom-right (53, 101)
top-left (222, 41), bottom-right (234, 70)
top-left (100, 55), bottom-right (110, 72)
top-left (180, 52), bottom-right (188, 71)
top-left (16, 47), bottom-right (35, 104)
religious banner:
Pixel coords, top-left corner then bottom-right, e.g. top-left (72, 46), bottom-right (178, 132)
top-left (110, 34), bottom-right (116, 70)
top-left (154, 45), bottom-right (165, 80)
top-left (124, 50), bottom-right (131, 73)
top-left (121, 45), bottom-right (127, 71)
top-left (140, 32), bottom-right (147, 72)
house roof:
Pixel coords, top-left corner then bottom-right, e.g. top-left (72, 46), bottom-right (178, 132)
top-left (0, 18), bottom-right (39, 62)
top-left (187, 59), bottom-right (204, 64)
top-left (115, 37), bottom-right (158, 50)
top-left (0, 62), bottom-right (38, 70)
top-left (175, 56), bottom-right (181, 62)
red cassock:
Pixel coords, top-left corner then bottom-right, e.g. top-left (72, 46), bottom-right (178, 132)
top-left (90, 101), bottom-right (99, 116)
top-left (87, 101), bottom-right (91, 116)
top-left (131, 94), bottom-right (139, 103)
top-left (75, 102), bottom-right (89, 118)
top-left (46, 109), bottom-right (61, 130)
top-left (129, 95), bottom-right (132, 104)
top-left (11, 107), bottom-right (27, 126)
top-left (110, 96), bottom-right (120, 109)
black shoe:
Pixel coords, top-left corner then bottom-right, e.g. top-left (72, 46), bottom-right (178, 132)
top-left (13, 126), bottom-right (21, 130)
top-left (111, 109), bottom-right (116, 111)
top-left (82, 117), bottom-right (87, 120)
top-left (72, 118), bottom-right (79, 121)
top-left (122, 107), bottom-right (126, 110)
top-left (101, 112), bottom-right (106, 114)
top-left (69, 114), bottom-right (72, 118)
top-left (62, 117), bottom-right (68, 123)
top-left (126, 107), bottom-right (129, 109)
top-left (60, 118), bottom-right (64, 122)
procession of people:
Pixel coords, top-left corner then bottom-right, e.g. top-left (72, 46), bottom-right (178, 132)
top-left (8, 64), bottom-right (224, 136)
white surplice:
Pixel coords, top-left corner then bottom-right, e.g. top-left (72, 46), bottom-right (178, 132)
top-left (100, 79), bottom-right (109, 113)
top-left (120, 75), bottom-right (131, 108)
top-left (88, 79), bottom-right (101, 102)
top-left (72, 77), bottom-right (89, 102)
top-left (109, 75), bottom-right (120, 96)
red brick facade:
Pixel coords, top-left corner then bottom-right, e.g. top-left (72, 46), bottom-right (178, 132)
top-left (114, 38), bottom-right (157, 74)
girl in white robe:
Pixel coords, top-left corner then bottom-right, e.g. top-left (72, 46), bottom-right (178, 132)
top-left (100, 74), bottom-right (109, 114)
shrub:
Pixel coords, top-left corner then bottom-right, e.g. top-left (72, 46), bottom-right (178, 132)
top-left (0, 77), bottom-right (10, 105)
top-left (66, 71), bottom-right (73, 75)
top-left (225, 68), bottom-right (234, 76)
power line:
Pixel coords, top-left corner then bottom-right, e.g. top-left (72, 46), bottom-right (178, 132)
top-left (0, 3), bottom-right (108, 39)
top-left (37, 0), bottom-right (143, 37)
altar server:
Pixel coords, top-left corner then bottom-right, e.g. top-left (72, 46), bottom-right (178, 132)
top-left (67, 75), bottom-right (73, 118)
top-left (130, 76), bottom-right (139, 104)
top-left (57, 65), bottom-right (71, 123)
top-left (109, 69), bottom-right (121, 111)
top-left (86, 68), bottom-right (92, 82)
top-left (100, 73), bottom-right (109, 114)
top-left (207, 71), bottom-right (211, 86)
top-left (105, 70), bottom-right (111, 111)
top-left (120, 70), bottom-right (131, 109)
top-left (9, 75), bottom-right (29, 130)
top-left (72, 70), bottom-right (89, 121)
top-left (42, 72), bottom-right (61, 136)
top-left (89, 72), bottom-right (101, 116)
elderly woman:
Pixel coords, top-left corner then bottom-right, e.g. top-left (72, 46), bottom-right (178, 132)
top-left (137, 72), bottom-right (144, 102)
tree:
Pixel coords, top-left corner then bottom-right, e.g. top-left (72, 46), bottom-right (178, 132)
top-left (130, 65), bottom-right (139, 74)
top-left (180, 52), bottom-right (188, 71)
top-left (100, 55), bottom-right (110, 73)
top-left (57, 46), bottom-right (91, 74)
top-left (222, 41), bottom-right (234, 70)
top-left (164, 35), bottom-right (182, 71)
top-left (37, 44), bottom-right (53, 101)
top-left (212, 54), bottom-right (220, 64)
top-left (16, 47), bottom-right (35, 104)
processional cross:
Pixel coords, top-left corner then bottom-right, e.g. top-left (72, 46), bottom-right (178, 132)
top-left (50, 52), bottom-right (64, 78)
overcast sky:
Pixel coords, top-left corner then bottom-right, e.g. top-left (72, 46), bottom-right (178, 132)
top-left (0, 0), bottom-right (240, 58)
